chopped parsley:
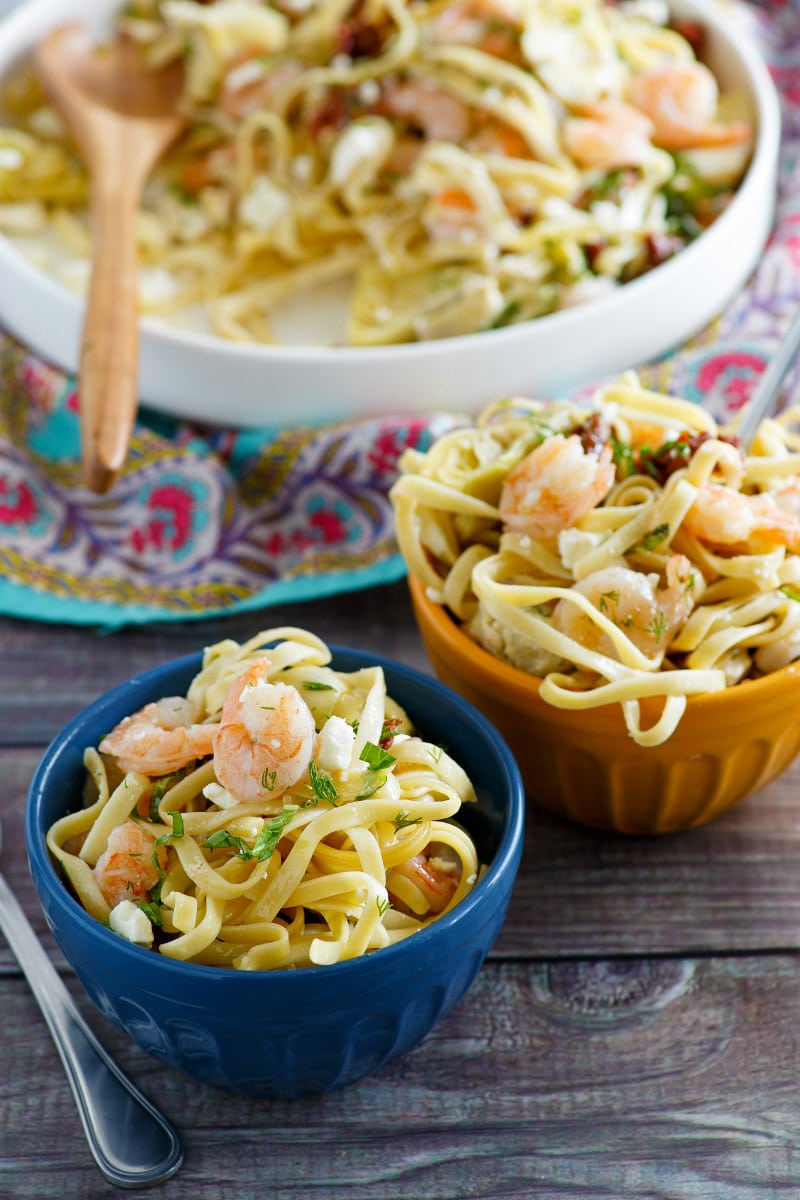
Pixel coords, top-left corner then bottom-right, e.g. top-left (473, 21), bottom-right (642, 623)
top-left (206, 805), bottom-right (298, 862)
top-left (360, 742), bottom-right (396, 772)
top-left (599, 589), bottom-right (620, 614)
top-left (355, 773), bottom-right (387, 800)
top-left (647, 609), bottom-right (669, 642)
top-left (137, 900), bottom-right (163, 927)
top-left (303, 681), bottom-right (336, 691)
top-left (624, 523), bottom-right (670, 556)
top-left (151, 811), bottom-right (184, 875)
top-left (780, 584), bottom-right (800, 602)
top-left (308, 760), bottom-right (339, 806)
top-left (393, 811), bottom-right (422, 830)
top-left (610, 433), bottom-right (636, 479)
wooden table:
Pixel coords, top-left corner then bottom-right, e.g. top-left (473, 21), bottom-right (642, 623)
top-left (2, 580), bottom-right (800, 1199)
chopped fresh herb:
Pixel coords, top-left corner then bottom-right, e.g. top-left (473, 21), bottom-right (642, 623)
top-left (252, 806), bottom-right (298, 862)
top-left (303, 681), bottom-right (336, 691)
top-left (151, 811), bottom-right (184, 874)
top-left (780, 584), bottom-right (800, 602)
top-left (360, 742), bottom-right (396, 772)
top-left (355, 773), bottom-right (386, 800)
top-left (610, 433), bottom-right (636, 478)
top-left (428, 745), bottom-right (443, 763)
top-left (624, 523), bottom-right (670, 556)
top-left (138, 900), bottom-right (163, 927)
top-left (647, 609), bottom-right (669, 642)
top-left (148, 767), bottom-right (190, 822)
top-left (261, 767), bottom-right (277, 790)
top-left (309, 760), bottom-right (339, 805)
top-left (379, 717), bottom-right (402, 747)
top-left (599, 589), bottom-right (620, 614)
top-left (206, 829), bottom-right (252, 858)
top-left (376, 896), bottom-right (393, 917)
top-left (393, 811), bottom-right (422, 830)
top-left (639, 438), bottom-right (691, 481)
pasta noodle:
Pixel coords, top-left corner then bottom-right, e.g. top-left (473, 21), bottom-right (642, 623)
top-left (391, 374), bottom-right (800, 746)
top-left (46, 627), bottom-right (481, 968)
top-left (0, 0), bottom-right (753, 345)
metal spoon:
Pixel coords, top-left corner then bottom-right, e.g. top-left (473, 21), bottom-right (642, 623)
top-left (736, 307), bottom-right (800, 451)
top-left (0, 817), bottom-right (183, 1188)
top-left (34, 23), bottom-right (186, 495)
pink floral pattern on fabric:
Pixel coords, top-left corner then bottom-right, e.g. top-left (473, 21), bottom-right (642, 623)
top-left (0, 0), bottom-right (797, 625)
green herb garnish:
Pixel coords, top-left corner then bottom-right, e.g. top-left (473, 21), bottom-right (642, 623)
top-left (309, 760), bottom-right (339, 806)
top-left (360, 742), bottom-right (396, 772)
top-left (393, 811), bottom-right (422, 830)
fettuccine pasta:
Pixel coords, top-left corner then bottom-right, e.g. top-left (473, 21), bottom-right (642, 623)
top-left (391, 374), bottom-right (800, 746)
top-left (47, 628), bottom-right (480, 968)
top-left (0, 0), bottom-right (753, 345)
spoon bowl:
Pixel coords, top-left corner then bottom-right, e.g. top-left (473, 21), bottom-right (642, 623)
top-left (34, 23), bottom-right (185, 493)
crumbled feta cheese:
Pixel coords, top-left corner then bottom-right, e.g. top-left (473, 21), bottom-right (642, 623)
top-left (357, 78), bottom-right (381, 106)
top-left (329, 122), bottom-right (390, 187)
top-left (138, 266), bottom-right (179, 306)
top-left (0, 147), bottom-right (24, 171)
top-left (237, 174), bottom-right (290, 231)
top-left (109, 900), bottom-right (154, 946)
top-left (316, 715), bottom-right (356, 771)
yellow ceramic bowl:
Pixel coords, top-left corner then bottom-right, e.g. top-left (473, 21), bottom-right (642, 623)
top-left (408, 574), bottom-right (800, 835)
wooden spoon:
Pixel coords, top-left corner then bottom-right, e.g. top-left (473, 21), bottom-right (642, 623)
top-left (34, 24), bottom-right (186, 494)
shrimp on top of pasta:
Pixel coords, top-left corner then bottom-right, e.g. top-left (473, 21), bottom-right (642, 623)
top-left (390, 374), bottom-right (800, 747)
top-left (46, 628), bottom-right (481, 968)
top-left (0, 0), bottom-right (753, 346)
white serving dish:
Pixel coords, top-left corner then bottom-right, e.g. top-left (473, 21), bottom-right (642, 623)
top-left (0, 0), bottom-right (781, 428)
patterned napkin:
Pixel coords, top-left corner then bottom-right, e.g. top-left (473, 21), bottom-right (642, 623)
top-left (0, 0), bottom-right (797, 628)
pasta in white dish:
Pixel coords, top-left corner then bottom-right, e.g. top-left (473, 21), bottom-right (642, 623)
top-left (46, 628), bottom-right (480, 968)
top-left (391, 375), bottom-right (800, 747)
top-left (0, 0), bottom-right (753, 346)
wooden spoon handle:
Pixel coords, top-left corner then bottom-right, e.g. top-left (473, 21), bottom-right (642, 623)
top-left (79, 175), bottom-right (142, 494)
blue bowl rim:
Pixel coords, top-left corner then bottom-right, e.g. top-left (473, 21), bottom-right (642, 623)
top-left (26, 643), bottom-right (525, 987)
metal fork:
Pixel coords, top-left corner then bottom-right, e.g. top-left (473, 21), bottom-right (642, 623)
top-left (0, 816), bottom-right (183, 1188)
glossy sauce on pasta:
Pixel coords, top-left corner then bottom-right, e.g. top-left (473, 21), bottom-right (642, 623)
top-left (391, 375), bottom-right (800, 746)
top-left (46, 628), bottom-right (481, 967)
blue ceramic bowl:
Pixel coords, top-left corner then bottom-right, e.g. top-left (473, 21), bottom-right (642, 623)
top-left (26, 646), bottom-right (524, 1098)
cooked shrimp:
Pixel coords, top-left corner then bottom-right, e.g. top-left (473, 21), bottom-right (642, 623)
top-left (381, 79), bottom-right (470, 143)
top-left (92, 821), bottom-right (163, 909)
top-left (388, 845), bottom-right (460, 915)
top-left (499, 433), bottom-right (616, 539)
top-left (552, 554), bottom-right (699, 659)
top-left (562, 99), bottom-right (655, 169)
top-left (755, 634), bottom-right (800, 675)
top-left (683, 484), bottom-right (800, 553)
top-left (220, 54), bottom-right (303, 119)
top-left (213, 658), bottom-right (316, 802)
top-left (627, 61), bottom-right (751, 151)
top-left (99, 697), bottom-right (218, 776)
top-left (430, 0), bottom-right (522, 58)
